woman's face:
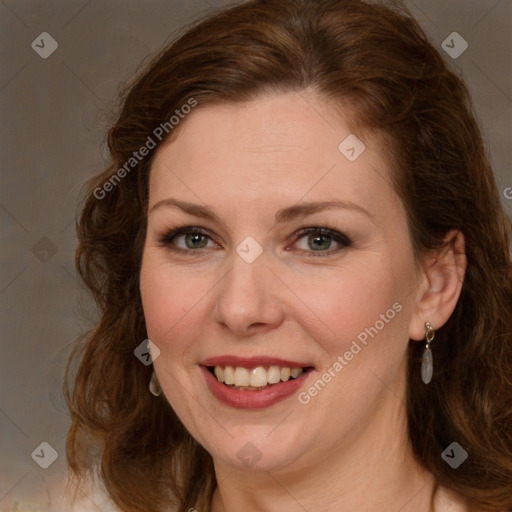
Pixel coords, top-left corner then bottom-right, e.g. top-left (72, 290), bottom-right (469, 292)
top-left (139, 91), bottom-right (424, 474)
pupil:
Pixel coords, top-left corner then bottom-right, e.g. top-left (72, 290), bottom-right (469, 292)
top-left (186, 233), bottom-right (207, 249)
top-left (310, 234), bottom-right (331, 251)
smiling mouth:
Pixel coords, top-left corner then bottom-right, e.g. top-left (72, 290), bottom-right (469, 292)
top-left (206, 365), bottom-right (314, 391)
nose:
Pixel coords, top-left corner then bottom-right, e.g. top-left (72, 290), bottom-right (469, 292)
top-left (213, 246), bottom-right (286, 337)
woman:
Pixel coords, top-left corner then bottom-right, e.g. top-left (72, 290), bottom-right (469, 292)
top-left (65, 0), bottom-right (512, 511)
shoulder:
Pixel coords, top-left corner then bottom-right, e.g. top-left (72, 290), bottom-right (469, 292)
top-left (434, 486), bottom-right (470, 512)
top-left (65, 485), bottom-right (120, 512)
top-left (63, 480), bottom-right (182, 512)
top-left (433, 486), bottom-right (507, 512)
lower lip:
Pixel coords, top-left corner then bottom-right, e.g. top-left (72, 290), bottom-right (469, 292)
top-left (201, 366), bottom-right (312, 409)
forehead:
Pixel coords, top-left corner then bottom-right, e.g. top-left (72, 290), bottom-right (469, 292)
top-left (148, 91), bottom-right (397, 218)
top-left (155, 91), bottom-right (360, 167)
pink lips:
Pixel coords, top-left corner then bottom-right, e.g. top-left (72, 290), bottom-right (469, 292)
top-left (200, 355), bottom-right (314, 409)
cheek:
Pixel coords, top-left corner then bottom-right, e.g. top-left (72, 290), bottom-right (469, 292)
top-left (303, 262), bottom-right (406, 357)
top-left (139, 254), bottom-right (206, 356)
top-left (294, 261), bottom-right (413, 434)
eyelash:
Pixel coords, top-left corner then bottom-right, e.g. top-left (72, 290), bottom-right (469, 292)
top-left (157, 226), bottom-right (352, 258)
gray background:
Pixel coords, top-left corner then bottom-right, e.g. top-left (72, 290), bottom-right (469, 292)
top-left (1, 0), bottom-right (511, 510)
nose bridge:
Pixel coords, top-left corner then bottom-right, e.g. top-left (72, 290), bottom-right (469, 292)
top-left (214, 242), bottom-right (284, 334)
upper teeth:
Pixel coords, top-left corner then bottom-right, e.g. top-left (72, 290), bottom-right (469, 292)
top-left (214, 365), bottom-right (304, 387)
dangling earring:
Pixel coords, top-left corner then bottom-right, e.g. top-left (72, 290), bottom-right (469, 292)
top-left (421, 321), bottom-right (435, 384)
top-left (149, 370), bottom-right (162, 396)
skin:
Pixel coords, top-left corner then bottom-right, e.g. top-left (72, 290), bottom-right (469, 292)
top-left (139, 90), bottom-right (467, 512)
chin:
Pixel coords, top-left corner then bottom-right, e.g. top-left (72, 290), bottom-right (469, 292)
top-left (203, 423), bottom-right (314, 473)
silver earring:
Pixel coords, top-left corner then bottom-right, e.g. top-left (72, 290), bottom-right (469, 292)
top-left (149, 370), bottom-right (162, 396)
top-left (421, 321), bottom-right (435, 384)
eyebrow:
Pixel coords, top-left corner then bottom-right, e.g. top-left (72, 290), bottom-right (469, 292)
top-left (149, 198), bottom-right (373, 226)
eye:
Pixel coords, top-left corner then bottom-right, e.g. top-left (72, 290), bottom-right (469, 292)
top-left (157, 226), bottom-right (352, 257)
top-left (291, 227), bottom-right (352, 257)
top-left (157, 227), bottom-right (218, 253)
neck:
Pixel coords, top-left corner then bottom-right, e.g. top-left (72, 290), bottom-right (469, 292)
top-left (210, 367), bottom-right (435, 512)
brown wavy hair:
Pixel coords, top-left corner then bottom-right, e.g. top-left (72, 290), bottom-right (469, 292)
top-left (65, 0), bottom-right (512, 511)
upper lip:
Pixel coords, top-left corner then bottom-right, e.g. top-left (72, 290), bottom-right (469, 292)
top-left (200, 355), bottom-right (314, 369)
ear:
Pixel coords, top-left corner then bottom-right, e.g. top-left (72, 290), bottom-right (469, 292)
top-left (409, 230), bottom-right (467, 341)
